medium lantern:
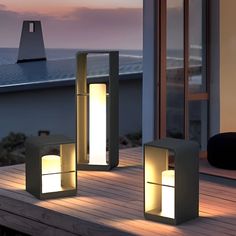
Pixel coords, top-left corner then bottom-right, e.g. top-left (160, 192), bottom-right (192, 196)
top-left (76, 51), bottom-right (119, 170)
top-left (144, 138), bottom-right (199, 225)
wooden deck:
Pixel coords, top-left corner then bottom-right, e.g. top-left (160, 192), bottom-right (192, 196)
top-left (199, 158), bottom-right (236, 180)
top-left (0, 147), bottom-right (235, 236)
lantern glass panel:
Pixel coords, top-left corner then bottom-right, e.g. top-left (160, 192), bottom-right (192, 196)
top-left (88, 83), bottom-right (109, 165)
top-left (145, 146), bottom-right (176, 219)
top-left (41, 143), bottom-right (76, 194)
top-left (78, 82), bottom-right (110, 166)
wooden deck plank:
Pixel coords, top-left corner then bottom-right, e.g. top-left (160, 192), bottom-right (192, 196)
top-left (3, 167), bottom-right (236, 206)
top-left (0, 209), bottom-right (77, 236)
top-left (0, 194), bottom-right (134, 236)
top-left (3, 168), bottom-right (234, 216)
top-left (199, 159), bottom-right (236, 180)
top-left (0, 148), bottom-right (235, 236)
top-left (1, 173), bottom-right (235, 227)
top-left (0, 167), bottom-right (235, 222)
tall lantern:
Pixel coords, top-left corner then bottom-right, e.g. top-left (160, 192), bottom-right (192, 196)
top-left (26, 135), bottom-right (77, 200)
top-left (144, 138), bottom-right (199, 225)
top-left (76, 51), bottom-right (119, 170)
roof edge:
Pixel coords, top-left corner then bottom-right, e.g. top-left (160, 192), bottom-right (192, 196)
top-left (0, 72), bottom-right (142, 94)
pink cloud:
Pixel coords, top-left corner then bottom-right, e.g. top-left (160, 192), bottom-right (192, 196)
top-left (0, 4), bottom-right (6, 10)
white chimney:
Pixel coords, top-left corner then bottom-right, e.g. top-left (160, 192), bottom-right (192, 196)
top-left (17, 21), bottom-right (46, 63)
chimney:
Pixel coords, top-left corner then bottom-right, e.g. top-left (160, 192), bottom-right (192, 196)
top-left (17, 21), bottom-right (46, 63)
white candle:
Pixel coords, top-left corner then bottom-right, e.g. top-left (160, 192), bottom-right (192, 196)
top-left (161, 170), bottom-right (175, 218)
top-left (42, 155), bottom-right (61, 193)
top-left (89, 84), bottom-right (107, 165)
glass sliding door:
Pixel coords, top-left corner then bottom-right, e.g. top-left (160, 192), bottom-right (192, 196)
top-left (166, 0), bottom-right (185, 139)
top-left (188, 0), bottom-right (208, 151)
top-left (159, 0), bottom-right (208, 152)
top-left (189, 0), bottom-right (207, 94)
top-left (189, 100), bottom-right (208, 151)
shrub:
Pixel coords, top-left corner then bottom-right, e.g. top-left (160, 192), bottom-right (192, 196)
top-left (0, 132), bottom-right (27, 166)
top-left (119, 132), bottom-right (142, 149)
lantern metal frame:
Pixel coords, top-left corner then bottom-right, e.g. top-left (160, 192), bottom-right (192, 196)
top-left (76, 51), bottom-right (119, 171)
top-left (144, 138), bottom-right (199, 225)
top-left (26, 135), bottom-right (77, 200)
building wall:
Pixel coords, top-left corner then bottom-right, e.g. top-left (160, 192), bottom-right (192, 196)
top-left (210, 0), bottom-right (236, 135)
top-left (209, 0), bottom-right (220, 136)
top-left (120, 79), bottom-right (142, 135)
top-left (219, 0), bottom-right (236, 132)
top-left (0, 87), bottom-right (75, 139)
top-left (0, 78), bottom-right (142, 139)
top-left (142, 0), bottom-right (157, 143)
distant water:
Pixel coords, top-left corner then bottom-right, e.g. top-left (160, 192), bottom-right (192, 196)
top-left (0, 47), bottom-right (200, 68)
top-left (0, 48), bottom-right (143, 66)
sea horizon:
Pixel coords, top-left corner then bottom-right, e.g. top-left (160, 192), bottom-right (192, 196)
top-left (0, 48), bottom-right (143, 66)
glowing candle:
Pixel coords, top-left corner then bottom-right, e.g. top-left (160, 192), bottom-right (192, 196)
top-left (89, 84), bottom-right (107, 165)
top-left (42, 155), bottom-right (61, 193)
top-left (161, 170), bottom-right (175, 218)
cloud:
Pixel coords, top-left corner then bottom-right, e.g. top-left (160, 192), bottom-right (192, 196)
top-left (0, 7), bottom-right (143, 49)
top-left (0, 4), bottom-right (6, 10)
top-left (54, 7), bottom-right (143, 49)
top-left (64, 7), bottom-right (141, 26)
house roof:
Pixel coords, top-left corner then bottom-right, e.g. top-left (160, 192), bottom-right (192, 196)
top-left (0, 54), bottom-right (143, 93)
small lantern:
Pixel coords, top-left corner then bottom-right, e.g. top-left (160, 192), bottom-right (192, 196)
top-left (144, 138), bottom-right (199, 225)
top-left (26, 135), bottom-right (77, 199)
top-left (76, 51), bottom-right (119, 170)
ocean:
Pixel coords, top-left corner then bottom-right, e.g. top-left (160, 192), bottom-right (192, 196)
top-left (0, 47), bottom-right (202, 68)
top-left (0, 48), bottom-right (143, 66)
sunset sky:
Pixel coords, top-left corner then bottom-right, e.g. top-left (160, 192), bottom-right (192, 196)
top-left (0, 0), bottom-right (143, 49)
top-left (0, 0), bottom-right (141, 14)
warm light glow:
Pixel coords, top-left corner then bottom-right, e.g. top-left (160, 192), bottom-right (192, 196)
top-left (145, 155), bottom-right (158, 212)
top-left (145, 147), bottom-right (169, 213)
top-left (42, 155), bottom-right (62, 193)
top-left (161, 170), bottom-right (175, 218)
top-left (89, 84), bottom-right (107, 165)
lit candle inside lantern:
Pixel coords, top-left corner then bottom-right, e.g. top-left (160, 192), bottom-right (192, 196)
top-left (42, 155), bottom-right (61, 193)
top-left (161, 170), bottom-right (175, 218)
top-left (89, 84), bottom-right (107, 165)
